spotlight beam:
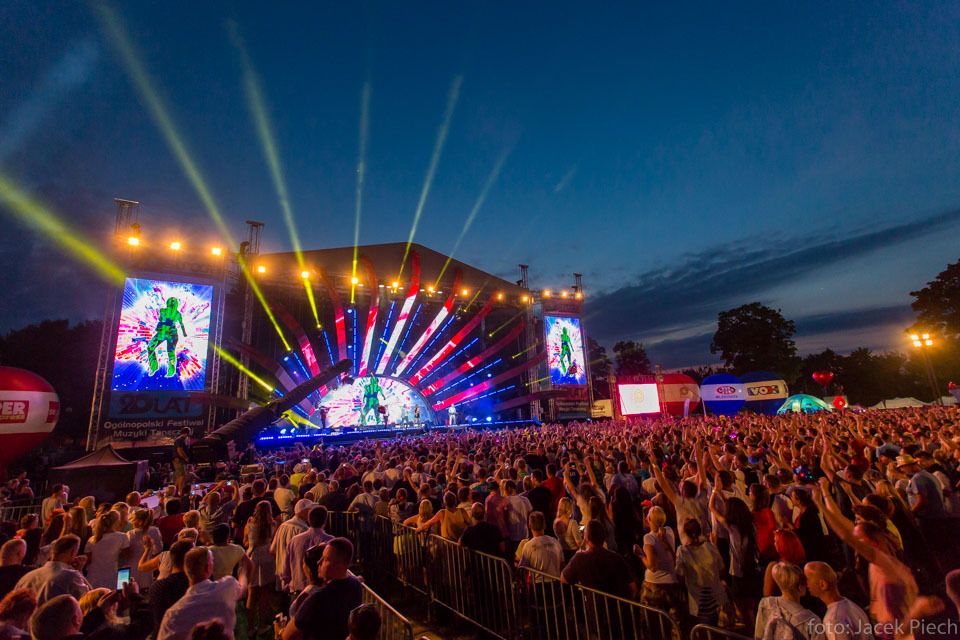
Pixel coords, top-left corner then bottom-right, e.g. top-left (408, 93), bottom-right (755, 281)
top-left (0, 174), bottom-right (126, 285)
top-left (435, 146), bottom-right (511, 286)
top-left (95, 5), bottom-right (291, 348)
top-left (216, 346), bottom-right (273, 391)
top-left (351, 82), bottom-right (371, 304)
top-left (228, 22), bottom-right (319, 326)
top-left (399, 75), bottom-right (463, 279)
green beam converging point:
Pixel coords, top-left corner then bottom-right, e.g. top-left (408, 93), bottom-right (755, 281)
top-left (399, 74), bottom-right (463, 279)
top-left (216, 345), bottom-right (273, 391)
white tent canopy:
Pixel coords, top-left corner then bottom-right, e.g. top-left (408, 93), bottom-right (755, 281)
top-left (870, 396), bottom-right (956, 409)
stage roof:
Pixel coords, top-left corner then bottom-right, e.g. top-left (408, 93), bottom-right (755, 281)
top-left (260, 242), bottom-right (525, 295)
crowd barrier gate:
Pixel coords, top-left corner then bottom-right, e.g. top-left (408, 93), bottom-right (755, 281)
top-left (690, 624), bottom-right (753, 640)
top-left (361, 582), bottom-right (415, 640)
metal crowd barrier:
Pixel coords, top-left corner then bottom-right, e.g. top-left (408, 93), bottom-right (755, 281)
top-left (690, 624), bottom-right (753, 640)
top-left (326, 510), bottom-right (363, 563)
top-left (0, 502), bottom-right (42, 524)
top-left (361, 582), bottom-right (415, 640)
top-left (427, 533), bottom-right (522, 640)
top-left (519, 566), bottom-right (681, 640)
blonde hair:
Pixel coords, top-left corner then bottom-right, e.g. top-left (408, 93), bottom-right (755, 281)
top-left (131, 509), bottom-right (153, 533)
top-left (648, 505), bottom-right (670, 548)
top-left (182, 510), bottom-right (201, 529)
top-left (79, 589), bottom-right (111, 617)
top-left (557, 497), bottom-right (574, 519)
top-left (418, 500), bottom-right (434, 520)
top-left (111, 502), bottom-right (129, 525)
top-left (78, 496), bottom-right (95, 514)
top-left (771, 562), bottom-right (804, 597)
top-left (92, 511), bottom-right (120, 543)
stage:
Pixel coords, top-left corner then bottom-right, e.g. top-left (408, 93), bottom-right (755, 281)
top-left (255, 418), bottom-right (538, 447)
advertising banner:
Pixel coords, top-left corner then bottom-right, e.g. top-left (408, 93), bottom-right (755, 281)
top-left (700, 374), bottom-right (746, 416)
top-left (618, 383), bottom-right (660, 415)
top-left (742, 371), bottom-right (788, 415)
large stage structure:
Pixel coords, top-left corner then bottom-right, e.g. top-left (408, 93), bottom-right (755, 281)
top-left (87, 203), bottom-right (594, 451)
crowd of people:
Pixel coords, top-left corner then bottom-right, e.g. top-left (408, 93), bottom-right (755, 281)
top-left (0, 405), bottom-right (958, 640)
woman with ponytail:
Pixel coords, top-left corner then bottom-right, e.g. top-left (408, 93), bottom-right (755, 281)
top-left (637, 506), bottom-right (684, 617)
top-left (85, 510), bottom-right (130, 588)
top-left (125, 509), bottom-right (162, 587)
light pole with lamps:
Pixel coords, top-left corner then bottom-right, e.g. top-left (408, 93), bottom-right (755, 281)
top-left (910, 332), bottom-right (942, 405)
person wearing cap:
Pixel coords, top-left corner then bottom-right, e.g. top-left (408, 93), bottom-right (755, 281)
top-left (272, 499), bottom-right (313, 591)
top-left (897, 454), bottom-right (948, 542)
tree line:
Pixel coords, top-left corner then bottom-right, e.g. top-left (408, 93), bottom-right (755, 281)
top-left (589, 259), bottom-right (960, 406)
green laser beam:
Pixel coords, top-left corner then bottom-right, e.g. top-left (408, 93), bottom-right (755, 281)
top-left (96, 3), bottom-right (234, 246)
top-left (96, 4), bottom-right (290, 348)
top-left (436, 146), bottom-right (511, 286)
top-left (399, 74), bottom-right (463, 279)
top-left (351, 81), bottom-right (371, 304)
top-left (0, 174), bottom-right (126, 285)
top-left (216, 345), bottom-right (273, 391)
top-left (513, 344), bottom-right (537, 359)
top-left (228, 22), bottom-right (320, 327)
top-left (489, 310), bottom-right (524, 338)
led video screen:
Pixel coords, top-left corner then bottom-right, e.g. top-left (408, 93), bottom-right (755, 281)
top-left (111, 277), bottom-right (213, 392)
top-left (318, 375), bottom-right (432, 429)
top-left (618, 383), bottom-right (660, 415)
top-left (544, 315), bottom-right (586, 385)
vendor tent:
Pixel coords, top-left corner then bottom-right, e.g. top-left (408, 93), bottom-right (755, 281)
top-left (777, 394), bottom-right (832, 414)
top-left (870, 397), bottom-right (927, 409)
top-left (47, 445), bottom-right (147, 502)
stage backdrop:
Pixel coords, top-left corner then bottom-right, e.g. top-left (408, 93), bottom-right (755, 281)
top-left (95, 275), bottom-right (221, 448)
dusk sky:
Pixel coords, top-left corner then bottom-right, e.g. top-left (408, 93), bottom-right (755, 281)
top-left (2, 3), bottom-right (959, 368)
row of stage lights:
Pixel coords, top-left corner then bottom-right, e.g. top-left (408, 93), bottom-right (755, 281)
top-left (124, 235), bottom-right (583, 300)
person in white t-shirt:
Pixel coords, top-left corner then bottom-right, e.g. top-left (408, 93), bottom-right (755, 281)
top-left (516, 511), bottom-right (563, 578)
top-left (805, 561), bottom-right (874, 640)
top-left (85, 511), bottom-right (131, 589)
top-left (274, 475), bottom-right (297, 521)
top-left (158, 547), bottom-right (248, 640)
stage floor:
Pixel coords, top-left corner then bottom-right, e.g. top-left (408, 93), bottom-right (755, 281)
top-left (256, 419), bottom-right (535, 447)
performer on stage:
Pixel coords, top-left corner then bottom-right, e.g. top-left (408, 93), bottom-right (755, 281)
top-left (413, 404), bottom-right (421, 428)
top-left (147, 296), bottom-right (186, 378)
top-left (400, 404), bottom-right (412, 426)
top-left (447, 405), bottom-right (457, 425)
top-left (319, 405), bottom-right (329, 430)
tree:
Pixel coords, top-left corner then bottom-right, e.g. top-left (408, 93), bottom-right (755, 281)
top-left (710, 303), bottom-right (800, 381)
top-left (911, 260), bottom-right (960, 340)
top-left (613, 340), bottom-right (652, 376)
top-left (587, 337), bottom-right (612, 399)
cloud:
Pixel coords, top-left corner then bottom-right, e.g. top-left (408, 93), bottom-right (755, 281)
top-left (644, 303), bottom-right (917, 369)
top-left (0, 38), bottom-right (99, 162)
top-left (585, 207), bottom-right (960, 344)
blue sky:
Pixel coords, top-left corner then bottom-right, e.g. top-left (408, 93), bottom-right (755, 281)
top-left (2, 2), bottom-right (959, 367)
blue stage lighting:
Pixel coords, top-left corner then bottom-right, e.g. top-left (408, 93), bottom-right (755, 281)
top-left (486, 416), bottom-right (492, 422)
top-left (280, 428), bottom-right (287, 434)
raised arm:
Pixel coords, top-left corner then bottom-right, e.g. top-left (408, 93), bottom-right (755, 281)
top-left (648, 453), bottom-right (678, 504)
top-left (708, 485), bottom-right (728, 526)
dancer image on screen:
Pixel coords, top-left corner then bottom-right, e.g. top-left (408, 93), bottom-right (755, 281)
top-left (360, 374), bottom-right (387, 426)
top-left (559, 326), bottom-right (574, 375)
top-left (147, 297), bottom-right (187, 378)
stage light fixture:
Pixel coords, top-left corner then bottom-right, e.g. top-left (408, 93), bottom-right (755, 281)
top-left (211, 246), bottom-right (222, 256)
top-left (461, 288), bottom-right (468, 296)
top-left (922, 333), bottom-right (930, 340)
top-left (576, 292), bottom-right (582, 299)
top-left (911, 334), bottom-right (920, 341)
top-left (497, 292), bottom-right (503, 300)
top-left (351, 276), bottom-right (359, 284)
top-left (257, 265), bottom-right (266, 274)
top-left (913, 340), bottom-right (922, 347)
top-left (428, 286), bottom-right (435, 293)
top-left (392, 282), bottom-right (399, 289)
top-left (170, 241), bottom-right (181, 250)
top-left (561, 290), bottom-right (568, 298)
top-left (301, 271), bottom-right (310, 279)
top-left (522, 295), bottom-right (528, 302)
top-left (127, 236), bottom-right (139, 246)
top-left (544, 290), bottom-right (551, 297)
top-left (925, 339), bottom-right (933, 346)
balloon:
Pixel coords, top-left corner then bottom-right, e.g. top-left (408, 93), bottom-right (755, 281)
top-left (949, 382), bottom-right (957, 391)
top-left (812, 371), bottom-right (834, 387)
top-left (700, 374), bottom-right (746, 416)
top-left (742, 371), bottom-right (789, 415)
top-left (0, 367), bottom-right (59, 470)
top-left (660, 374), bottom-right (701, 416)
top-left (832, 396), bottom-right (847, 410)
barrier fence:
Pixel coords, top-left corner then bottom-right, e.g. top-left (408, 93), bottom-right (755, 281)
top-left (364, 515), bottom-right (683, 640)
top-left (519, 566), bottom-right (681, 640)
top-left (690, 624), bottom-right (753, 640)
top-left (0, 501), bottom-right (43, 524)
top-left (361, 582), bottom-right (415, 640)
